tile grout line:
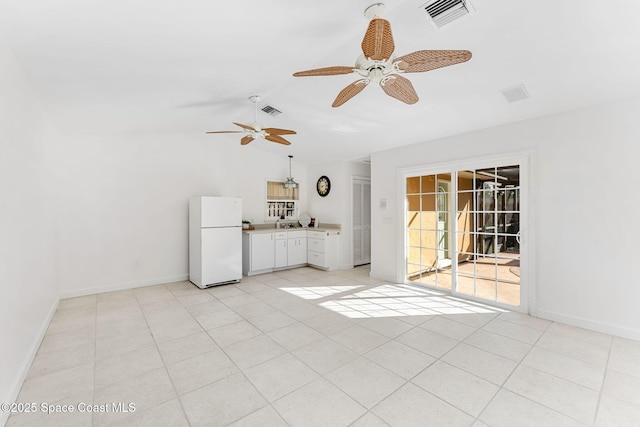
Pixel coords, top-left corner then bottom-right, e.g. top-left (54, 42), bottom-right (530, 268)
top-left (133, 285), bottom-right (194, 427)
top-left (591, 333), bottom-right (615, 426)
top-left (230, 270), bottom-right (380, 426)
top-left (478, 319), bottom-right (604, 425)
top-left (229, 274), bottom-right (376, 425)
top-left (91, 294), bottom-right (98, 427)
top-left (472, 313), bottom-right (551, 425)
top-left (184, 283), bottom-right (288, 426)
top-left (311, 275), bottom-right (497, 414)
top-left (402, 323), bottom-right (497, 423)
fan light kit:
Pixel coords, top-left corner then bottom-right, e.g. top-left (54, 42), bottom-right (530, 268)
top-left (293, 3), bottom-right (472, 107)
top-left (206, 95), bottom-right (297, 145)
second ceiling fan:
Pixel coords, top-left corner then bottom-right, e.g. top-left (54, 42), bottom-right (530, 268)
top-left (293, 3), bottom-right (472, 107)
top-left (206, 96), bottom-right (296, 145)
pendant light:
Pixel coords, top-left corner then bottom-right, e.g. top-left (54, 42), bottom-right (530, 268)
top-left (283, 155), bottom-right (299, 189)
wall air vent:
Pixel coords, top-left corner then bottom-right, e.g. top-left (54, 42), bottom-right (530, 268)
top-left (261, 105), bottom-right (282, 116)
top-left (420, 0), bottom-right (473, 28)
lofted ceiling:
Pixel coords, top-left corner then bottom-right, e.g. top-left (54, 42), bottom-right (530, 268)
top-left (1, 0), bottom-right (640, 165)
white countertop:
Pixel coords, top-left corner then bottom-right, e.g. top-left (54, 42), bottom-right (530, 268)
top-left (243, 226), bottom-right (339, 234)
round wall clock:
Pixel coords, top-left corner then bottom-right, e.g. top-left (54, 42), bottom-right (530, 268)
top-left (316, 176), bottom-right (331, 197)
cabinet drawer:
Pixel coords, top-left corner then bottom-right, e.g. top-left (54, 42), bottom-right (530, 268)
top-left (307, 238), bottom-right (326, 253)
top-left (307, 230), bottom-right (326, 239)
top-left (274, 232), bottom-right (287, 239)
top-left (307, 250), bottom-right (326, 267)
top-left (287, 230), bottom-right (306, 239)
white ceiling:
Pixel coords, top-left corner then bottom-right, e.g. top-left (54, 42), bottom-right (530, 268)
top-left (2, 0), bottom-right (640, 165)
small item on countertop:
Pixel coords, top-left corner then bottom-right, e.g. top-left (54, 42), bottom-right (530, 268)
top-left (299, 213), bottom-right (311, 228)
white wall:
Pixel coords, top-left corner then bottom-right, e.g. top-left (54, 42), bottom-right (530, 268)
top-left (57, 132), bottom-right (307, 296)
top-left (307, 160), bottom-right (371, 269)
top-left (371, 95), bottom-right (640, 340)
top-left (0, 38), bottom-right (61, 425)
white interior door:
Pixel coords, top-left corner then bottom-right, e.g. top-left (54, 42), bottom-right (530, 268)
top-left (353, 178), bottom-right (371, 266)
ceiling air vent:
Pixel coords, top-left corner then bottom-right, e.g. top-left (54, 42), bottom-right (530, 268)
top-left (501, 84), bottom-right (530, 103)
top-left (420, 0), bottom-right (473, 28)
top-left (261, 105), bottom-right (282, 116)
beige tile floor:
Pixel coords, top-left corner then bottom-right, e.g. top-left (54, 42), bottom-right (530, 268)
top-left (7, 266), bottom-right (640, 427)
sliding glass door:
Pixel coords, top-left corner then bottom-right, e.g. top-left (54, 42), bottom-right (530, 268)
top-left (405, 163), bottom-right (523, 309)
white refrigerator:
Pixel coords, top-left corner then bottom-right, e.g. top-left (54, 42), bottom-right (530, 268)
top-left (189, 196), bottom-right (242, 288)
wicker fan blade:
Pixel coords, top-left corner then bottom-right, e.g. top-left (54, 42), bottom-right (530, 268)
top-left (265, 135), bottom-right (292, 145)
top-left (381, 75), bottom-right (419, 105)
top-left (205, 131), bottom-right (244, 134)
top-left (395, 50), bottom-right (472, 73)
top-left (332, 80), bottom-right (369, 108)
top-left (293, 66), bottom-right (354, 77)
top-left (240, 135), bottom-right (254, 145)
top-left (264, 127), bottom-right (297, 136)
top-left (233, 122), bottom-right (258, 131)
top-left (361, 18), bottom-right (394, 60)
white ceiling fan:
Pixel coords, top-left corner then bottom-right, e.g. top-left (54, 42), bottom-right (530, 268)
top-left (206, 96), bottom-right (297, 145)
top-left (293, 3), bottom-right (472, 107)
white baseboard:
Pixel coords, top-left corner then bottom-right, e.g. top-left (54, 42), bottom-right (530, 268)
top-left (60, 274), bottom-right (189, 299)
top-left (2, 295), bottom-right (60, 427)
top-left (369, 270), bottom-right (399, 283)
top-left (537, 308), bottom-right (640, 341)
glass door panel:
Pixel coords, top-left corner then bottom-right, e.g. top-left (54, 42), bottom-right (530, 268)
top-left (404, 174), bottom-right (451, 291)
top-left (456, 165), bottom-right (521, 306)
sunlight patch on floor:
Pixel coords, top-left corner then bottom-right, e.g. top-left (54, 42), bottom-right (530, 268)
top-left (279, 285), bottom-right (363, 300)
top-left (292, 283), bottom-right (511, 319)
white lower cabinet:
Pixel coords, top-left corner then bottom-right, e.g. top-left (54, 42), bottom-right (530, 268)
top-left (307, 230), bottom-right (340, 270)
top-left (243, 229), bottom-right (338, 275)
top-left (307, 250), bottom-right (326, 268)
top-left (287, 231), bottom-right (307, 266)
top-left (275, 232), bottom-right (288, 268)
top-left (242, 232), bottom-right (274, 275)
